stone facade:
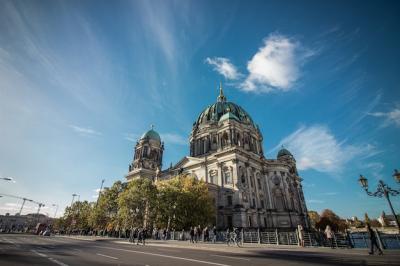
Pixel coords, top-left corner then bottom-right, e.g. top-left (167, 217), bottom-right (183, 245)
top-left (126, 85), bottom-right (309, 229)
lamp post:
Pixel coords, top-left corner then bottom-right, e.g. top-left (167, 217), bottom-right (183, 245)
top-left (358, 170), bottom-right (400, 232)
top-left (52, 204), bottom-right (59, 218)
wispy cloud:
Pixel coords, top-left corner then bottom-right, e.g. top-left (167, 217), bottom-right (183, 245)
top-left (124, 133), bottom-right (139, 142)
top-left (161, 133), bottom-right (187, 145)
top-left (69, 125), bottom-right (101, 136)
top-left (205, 57), bottom-right (241, 80)
top-left (364, 162), bottom-right (384, 181)
top-left (307, 199), bottom-right (325, 204)
top-left (241, 34), bottom-right (314, 93)
top-left (369, 106), bottom-right (400, 128)
top-left (273, 125), bottom-right (379, 174)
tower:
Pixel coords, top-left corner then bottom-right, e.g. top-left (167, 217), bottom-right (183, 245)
top-left (126, 125), bottom-right (164, 181)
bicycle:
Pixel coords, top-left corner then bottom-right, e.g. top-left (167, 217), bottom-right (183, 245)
top-left (226, 232), bottom-right (242, 247)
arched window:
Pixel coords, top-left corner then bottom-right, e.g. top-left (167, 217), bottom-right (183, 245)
top-left (209, 170), bottom-right (217, 185)
top-left (224, 167), bottom-right (232, 185)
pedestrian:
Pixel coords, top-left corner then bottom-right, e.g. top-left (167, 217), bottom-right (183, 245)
top-left (366, 224), bottom-right (383, 255)
top-left (142, 228), bottom-right (147, 246)
top-left (297, 224), bottom-right (305, 247)
top-left (197, 225), bottom-right (202, 242)
top-left (194, 226), bottom-right (198, 243)
top-left (212, 226), bottom-right (217, 243)
top-left (324, 225), bottom-right (335, 249)
top-left (225, 227), bottom-right (231, 244)
top-left (190, 227), bottom-right (195, 243)
top-left (203, 227), bottom-right (209, 242)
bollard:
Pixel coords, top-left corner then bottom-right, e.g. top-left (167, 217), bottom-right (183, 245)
top-left (257, 228), bottom-right (261, 244)
top-left (276, 229), bottom-right (279, 245)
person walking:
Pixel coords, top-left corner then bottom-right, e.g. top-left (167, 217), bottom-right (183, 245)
top-left (366, 224), bottom-right (383, 255)
top-left (297, 224), bottom-right (305, 247)
top-left (190, 227), bottom-right (195, 243)
top-left (325, 225), bottom-right (335, 249)
top-left (212, 226), bottom-right (217, 243)
top-left (194, 226), bottom-right (198, 243)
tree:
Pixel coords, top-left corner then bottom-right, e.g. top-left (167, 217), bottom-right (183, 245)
top-left (90, 181), bottom-right (125, 231)
top-left (118, 178), bottom-right (158, 229)
top-left (63, 200), bottom-right (93, 232)
top-left (156, 174), bottom-right (215, 230)
top-left (316, 209), bottom-right (348, 232)
top-left (308, 210), bottom-right (320, 228)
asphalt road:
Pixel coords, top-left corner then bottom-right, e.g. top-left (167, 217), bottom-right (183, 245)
top-left (1, 234), bottom-right (399, 266)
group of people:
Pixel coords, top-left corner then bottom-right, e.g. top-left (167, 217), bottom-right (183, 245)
top-left (189, 226), bottom-right (215, 243)
top-left (129, 227), bottom-right (148, 245)
top-left (152, 228), bottom-right (170, 240)
top-left (324, 224), bottom-right (383, 255)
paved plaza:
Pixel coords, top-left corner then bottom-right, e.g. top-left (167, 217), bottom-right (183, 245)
top-left (1, 234), bottom-right (400, 266)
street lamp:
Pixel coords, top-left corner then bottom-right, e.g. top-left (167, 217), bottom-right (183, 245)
top-left (52, 204), bottom-right (59, 218)
top-left (358, 174), bottom-right (400, 231)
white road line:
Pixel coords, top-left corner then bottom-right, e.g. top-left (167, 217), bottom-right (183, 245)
top-left (3, 238), bottom-right (20, 247)
top-left (210, 255), bottom-right (250, 261)
top-left (96, 253), bottom-right (119, 260)
top-left (97, 246), bottom-right (232, 266)
top-left (31, 249), bottom-right (48, 257)
top-left (48, 257), bottom-right (69, 266)
top-left (31, 249), bottom-right (69, 266)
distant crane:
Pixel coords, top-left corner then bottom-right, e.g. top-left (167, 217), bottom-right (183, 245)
top-left (0, 193), bottom-right (45, 216)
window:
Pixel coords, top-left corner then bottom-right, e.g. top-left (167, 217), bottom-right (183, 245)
top-left (143, 146), bottom-right (148, 157)
top-left (252, 198), bottom-right (256, 208)
top-left (248, 216), bottom-right (252, 227)
top-left (263, 217), bottom-right (267, 227)
top-left (261, 199), bottom-right (265, 209)
top-left (224, 168), bottom-right (232, 185)
top-left (250, 176), bottom-right (255, 187)
top-left (227, 195), bottom-right (232, 206)
top-left (257, 178), bottom-right (261, 189)
top-left (227, 216), bottom-right (233, 228)
top-left (209, 170), bottom-right (217, 184)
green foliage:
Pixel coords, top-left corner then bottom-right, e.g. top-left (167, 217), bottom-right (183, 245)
top-left (118, 178), bottom-right (158, 229)
top-left (62, 200), bottom-right (93, 231)
top-left (60, 176), bottom-right (215, 232)
top-left (308, 210), bottom-right (320, 228)
top-left (89, 181), bottom-right (124, 230)
top-left (156, 175), bottom-right (215, 230)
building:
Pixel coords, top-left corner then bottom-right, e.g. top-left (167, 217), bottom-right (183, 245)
top-left (0, 213), bottom-right (52, 232)
top-left (126, 84), bottom-right (309, 229)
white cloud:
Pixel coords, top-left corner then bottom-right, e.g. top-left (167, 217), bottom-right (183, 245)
top-left (369, 107), bottom-right (400, 128)
top-left (205, 57), bottom-right (241, 80)
top-left (307, 199), bottom-right (325, 204)
top-left (124, 133), bottom-right (139, 142)
top-left (273, 125), bottom-right (378, 174)
top-left (69, 125), bottom-right (101, 136)
top-left (241, 34), bottom-right (313, 93)
top-left (161, 133), bottom-right (187, 145)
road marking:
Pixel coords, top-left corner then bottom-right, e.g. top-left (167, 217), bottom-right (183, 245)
top-left (96, 253), bottom-right (119, 260)
top-left (97, 246), bottom-right (232, 266)
top-left (31, 249), bottom-right (48, 257)
top-left (31, 249), bottom-right (69, 266)
top-left (210, 255), bottom-right (250, 261)
top-left (3, 238), bottom-right (20, 247)
top-left (48, 257), bottom-right (69, 266)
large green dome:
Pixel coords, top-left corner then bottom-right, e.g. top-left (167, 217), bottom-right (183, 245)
top-left (140, 128), bottom-right (161, 142)
top-left (277, 147), bottom-right (293, 158)
top-left (195, 84), bottom-right (256, 128)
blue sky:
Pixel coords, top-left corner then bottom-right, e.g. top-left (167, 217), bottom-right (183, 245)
top-left (0, 0), bottom-right (399, 220)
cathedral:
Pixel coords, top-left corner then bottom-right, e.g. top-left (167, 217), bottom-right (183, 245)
top-left (126, 84), bottom-right (310, 229)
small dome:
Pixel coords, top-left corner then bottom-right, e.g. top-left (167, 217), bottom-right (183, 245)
top-left (140, 127), bottom-right (161, 142)
top-left (219, 111), bottom-right (240, 123)
top-left (277, 147), bottom-right (293, 158)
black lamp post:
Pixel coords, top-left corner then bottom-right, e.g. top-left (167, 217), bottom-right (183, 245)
top-left (358, 170), bottom-right (400, 231)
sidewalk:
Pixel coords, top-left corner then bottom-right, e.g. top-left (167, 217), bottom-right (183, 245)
top-left (56, 235), bottom-right (400, 256)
